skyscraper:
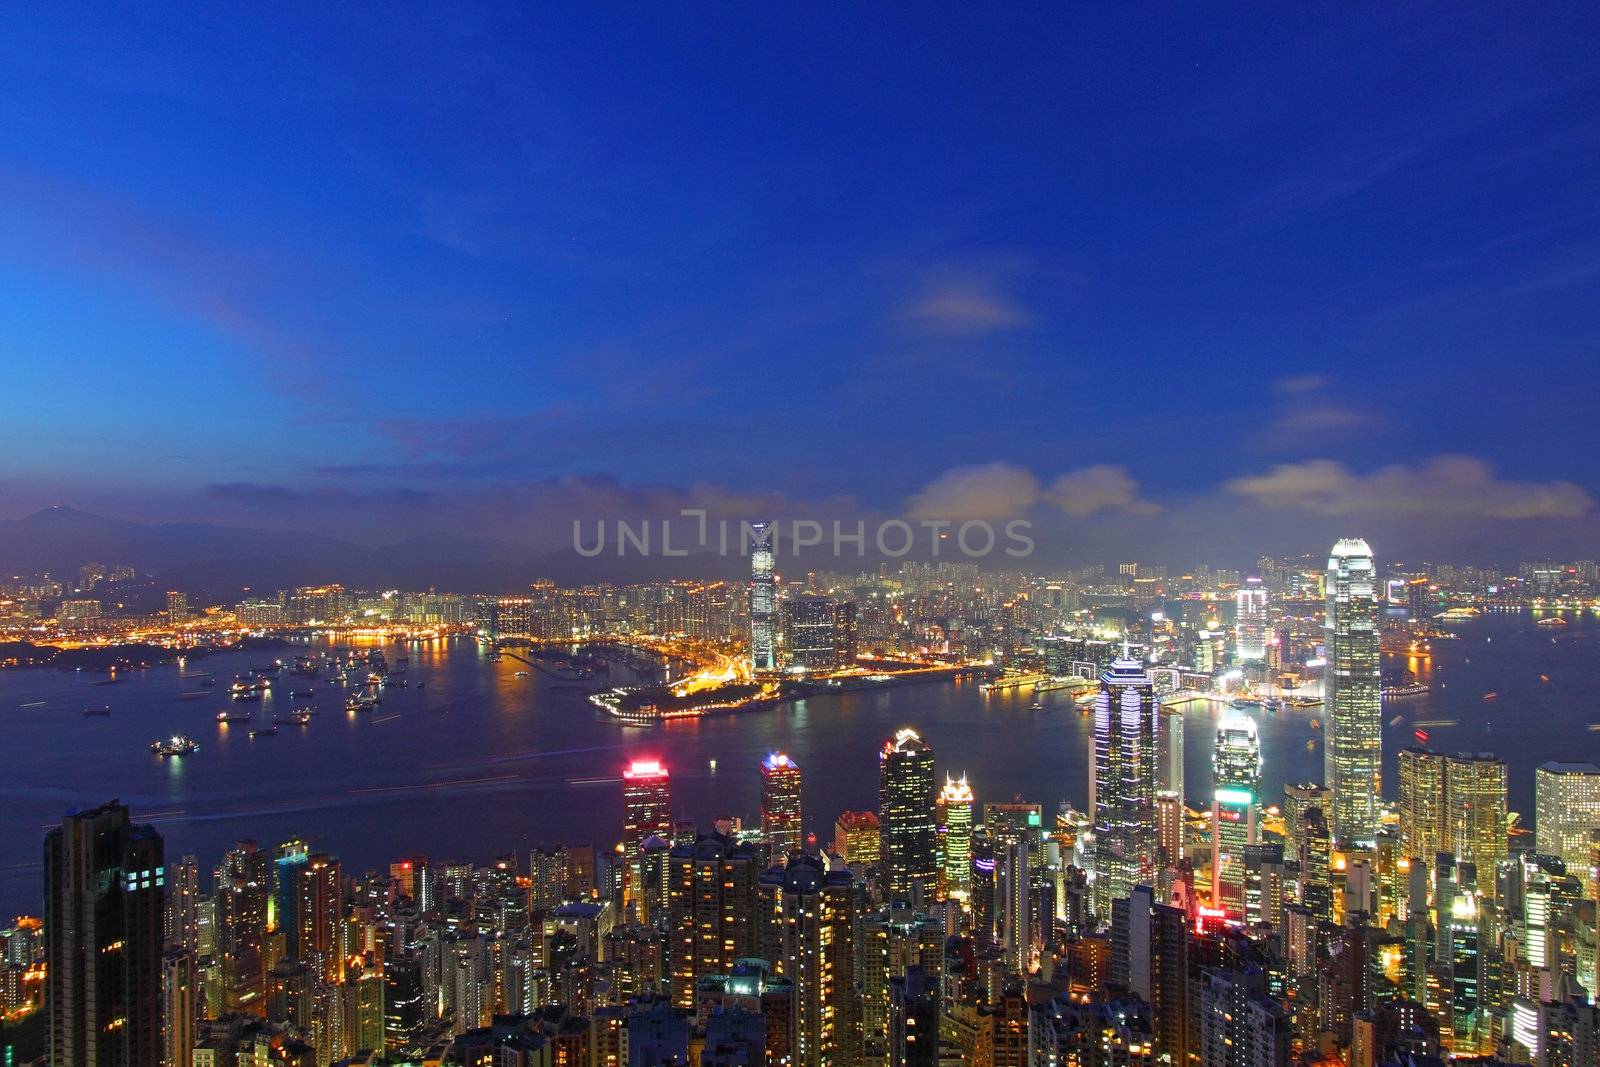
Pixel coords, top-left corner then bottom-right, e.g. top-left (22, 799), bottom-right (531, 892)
top-left (761, 752), bottom-right (803, 858)
top-left (1325, 538), bottom-right (1381, 846)
top-left (45, 800), bottom-right (166, 1067)
top-left (1212, 714), bottom-right (1261, 917)
top-left (1397, 747), bottom-right (1446, 866)
top-left (938, 774), bottom-right (975, 901)
top-left (1534, 762), bottom-right (1600, 872)
top-left (761, 854), bottom-right (858, 1066)
top-left (622, 759), bottom-right (672, 915)
top-left (783, 594), bottom-right (836, 671)
top-left (667, 833), bottom-right (763, 1008)
top-left (879, 729), bottom-right (938, 906)
top-left (1092, 651), bottom-right (1159, 917)
top-left (748, 522), bottom-right (777, 672)
top-left (1234, 576), bottom-right (1268, 662)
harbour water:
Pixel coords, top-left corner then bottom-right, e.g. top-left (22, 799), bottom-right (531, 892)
top-left (0, 612), bottom-right (1594, 915)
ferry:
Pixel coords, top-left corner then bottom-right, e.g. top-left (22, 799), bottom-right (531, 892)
top-left (1284, 696), bottom-right (1322, 709)
top-left (1382, 683), bottom-right (1429, 699)
top-left (216, 710), bottom-right (253, 723)
top-left (151, 735), bottom-right (199, 758)
top-left (1536, 616), bottom-right (1569, 627)
top-left (82, 705), bottom-right (112, 717)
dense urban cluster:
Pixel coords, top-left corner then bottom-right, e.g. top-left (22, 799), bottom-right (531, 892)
top-left (11, 540), bottom-right (1600, 1067)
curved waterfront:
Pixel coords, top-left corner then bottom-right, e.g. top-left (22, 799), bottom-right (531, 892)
top-left (0, 613), bottom-right (1595, 915)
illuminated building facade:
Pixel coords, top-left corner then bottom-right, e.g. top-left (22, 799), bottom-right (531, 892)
top-left (784, 594), bottom-right (836, 671)
top-left (762, 854), bottom-right (857, 1066)
top-left (761, 752), bottom-right (803, 857)
top-left (1535, 761), bottom-right (1600, 872)
top-left (938, 774), bottom-right (975, 901)
top-left (878, 729), bottom-right (938, 906)
top-left (44, 801), bottom-right (165, 1067)
top-left (833, 810), bottom-right (879, 868)
top-left (1234, 576), bottom-right (1267, 661)
top-left (1092, 651), bottom-right (1158, 917)
top-left (1325, 537), bottom-right (1382, 846)
top-left (748, 522), bottom-right (777, 672)
top-left (622, 759), bottom-right (672, 915)
top-left (666, 833), bottom-right (762, 1008)
top-left (1211, 714), bottom-right (1261, 917)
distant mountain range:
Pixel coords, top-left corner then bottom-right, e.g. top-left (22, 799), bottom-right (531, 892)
top-left (0, 506), bottom-right (748, 600)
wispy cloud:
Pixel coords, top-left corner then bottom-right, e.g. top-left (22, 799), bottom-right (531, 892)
top-left (896, 269), bottom-right (1033, 336)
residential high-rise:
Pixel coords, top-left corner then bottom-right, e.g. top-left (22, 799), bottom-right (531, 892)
top-left (1157, 706), bottom-right (1184, 799)
top-left (165, 853), bottom-right (200, 954)
top-left (748, 522), bottom-right (777, 672)
top-left (938, 774), bottom-right (975, 901)
top-left (1444, 754), bottom-right (1507, 878)
top-left (1234, 577), bottom-right (1268, 662)
top-left (296, 853), bottom-right (344, 984)
top-left (162, 948), bottom-right (197, 1067)
top-left (1535, 762), bottom-right (1600, 871)
top-left (1398, 747), bottom-right (1447, 866)
top-left (215, 840), bottom-right (271, 1015)
top-left (1325, 538), bottom-right (1382, 846)
top-left (165, 589), bottom-right (189, 623)
top-left (622, 759), bottom-right (672, 916)
top-left (879, 729), bottom-right (937, 906)
top-left (761, 752), bottom-right (804, 858)
top-left (1398, 747), bottom-right (1508, 886)
top-left (1092, 651), bottom-right (1159, 917)
top-left (44, 800), bottom-right (166, 1067)
top-left (762, 854), bottom-right (857, 1066)
top-left (667, 833), bottom-right (762, 1008)
top-left (1211, 714), bottom-right (1261, 917)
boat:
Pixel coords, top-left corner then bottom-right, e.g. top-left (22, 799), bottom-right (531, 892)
top-left (199, 678), bottom-right (217, 689)
top-left (273, 712), bottom-right (311, 727)
top-left (1305, 739), bottom-right (1316, 752)
top-left (1285, 696), bottom-right (1322, 708)
top-left (249, 726), bottom-right (279, 738)
top-left (216, 710), bottom-right (253, 723)
top-left (82, 705), bottom-right (112, 717)
top-left (1482, 692), bottom-right (1498, 701)
top-left (289, 689), bottom-right (316, 699)
top-left (1536, 616), bottom-right (1568, 627)
top-left (515, 670), bottom-right (530, 678)
top-left (346, 693), bottom-right (380, 712)
top-left (151, 735), bottom-right (199, 757)
top-left (1382, 683), bottom-right (1429, 699)
top-left (1309, 718), bottom-right (1321, 730)
top-left (1029, 701), bottom-right (1043, 711)
top-left (1389, 714), bottom-right (1404, 726)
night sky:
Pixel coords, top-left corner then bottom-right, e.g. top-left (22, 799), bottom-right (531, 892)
top-left (2, 6), bottom-right (1598, 564)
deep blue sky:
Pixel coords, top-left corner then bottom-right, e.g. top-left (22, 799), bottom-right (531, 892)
top-left (2, 5), bottom-right (1598, 562)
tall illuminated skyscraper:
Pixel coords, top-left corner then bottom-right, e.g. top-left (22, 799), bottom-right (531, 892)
top-left (1234, 577), bottom-right (1268, 662)
top-left (44, 801), bottom-right (165, 1067)
top-left (748, 522), bottom-right (777, 672)
top-left (622, 759), bottom-right (672, 914)
top-left (938, 774), bottom-right (975, 901)
top-left (878, 729), bottom-right (937, 906)
top-left (761, 752), bottom-right (804, 858)
top-left (1534, 762), bottom-right (1600, 872)
top-left (1211, 714), bottom-right (1261, 917)
top-left (1092, 650), bottom-right (1158, 917)
top-left (1325, 538), bottom-right (1381, 846)
top-left (1445, 753), bottom-right (1507, 878)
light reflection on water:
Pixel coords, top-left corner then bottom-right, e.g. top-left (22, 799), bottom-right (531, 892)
top-left (0, 612), bottom-right (1593, 913)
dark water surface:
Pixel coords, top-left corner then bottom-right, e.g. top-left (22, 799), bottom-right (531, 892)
top-left (2, 613), bottom-right (1596, 915)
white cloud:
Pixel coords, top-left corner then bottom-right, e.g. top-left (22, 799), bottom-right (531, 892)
top-left (906, 462), bottom-right (1157, 520)
top-left (906, 462), bottom-right (1040, 520)
top-left (1043, 465), bottom-right (1159, 517)
top-left (1225, 455), bottom-right (1594, 518)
